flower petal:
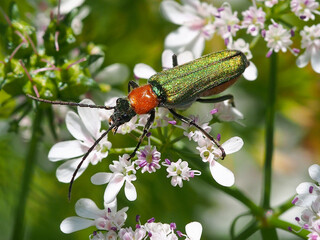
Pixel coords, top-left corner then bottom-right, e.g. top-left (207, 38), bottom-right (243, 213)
top-left (311, 49), bottom-right (320, 73)
top-left (75, 198), bottom-right (104, 219)
top-left (294, 193), bottom-right (318, 207)
top-left (48, 140), bottom-right (86, 162)
top-left (296, 51), bottom-right (310, 68)
top-left (91, 172), bottom-right (113, 185)
top-left (309, 164), bottom-right (320, 183)
top-left (190, 34), bottom-right (205, 58)
top-left (221, 137), bottom-right (244, 155)
top-left (296, 182), bottom-right (315, 194)
top-left (104, 173), bottom-right (125, 203)
top-left (66, 111), bottom-right (92, 142)
top-left (56, 157), bottom-right (89, 183)
top-left (162, 49), bottom-right (175, 69)
top-left (177, 51), bottom-right (194, 64)
top-left (133, 63), bottom-right (157, 79)
top-left (124, 181), bottom-right (137, 201)
top-left (185, 222), bottom-right (202, 240)
top-left (60, 216), bottom-right (94, 234)
top-left (210, 161), bottom-right (235, 187)
top-left (243, 61), bottom-right (257, 81)
top-left (164, 26), bottom-right (199, 49)
top-left (78, 99), bottom-right (101, 139)
top-left (161, 0), bottom-right (198, 25)
top-left (95, 63), bottom-right (129, 85)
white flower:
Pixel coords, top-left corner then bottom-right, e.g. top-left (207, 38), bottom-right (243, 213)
top-left (60, 198), bottom-right (128, 233)
top-left (48, 99), bottom-right (111, 183)
top-left (292, 164), bottom-right (320, 207)
top-left (163, 159), bottom-right (201, 188)
top-left (227, 38), bottom-right (257, 80)
top-left (264, 20), bottom-right (293, 57)
top-left (241, 6), bottom-right (266, 36)
top-left (213, 100), bottom-right (244, 122)
top-left (296, 24), bottom-right (320, 73)
top-left (161, 0), bottom-right (217, 57)
top-left (118, 227), bottom-right (146, 240)
top-left (91, 154), bottom-right (137, 203)
top-left (197, 137), bottom-right (244, 187)
top-left (257, 0), bottom-right (281, 8)
top-left (214, 3), bottom-right (240, 41)
top-left (143, 222), bottom-right (177, 240)
top-left (290, 0), bottom-right (320, 21)
top-left (135, 145), bottom-right (161, 173)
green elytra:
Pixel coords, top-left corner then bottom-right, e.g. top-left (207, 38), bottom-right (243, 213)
top-left (149, 50), bottom-right (249, 108)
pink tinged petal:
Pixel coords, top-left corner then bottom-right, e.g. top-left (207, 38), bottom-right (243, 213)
top-left (210, 161), bottom-right (235, 187)
top-left (124, 181), bottom-right (137, 201)
top-left (78, 99), bottom-right (101, 139)
top-left (75, 198), bottom-right (105, 219)
top-left (177, 51), bottom-right (194, 64)
top-left (165, 26), bottom-right (199, 49)
top-left (48, 140), bottom-right (86, 161)
top-left (56, 157), bottom-right (89, 183)
top-left (133, 63), bottom-right (156, 79)
top-left (91, 172), bottom-right (113, 185)
top-left (309, 164), bottom-right (320, 182)
top-left (66, 111), bottom-right (92, 142)
top-left (60, 216), bottom-right (94, 234)
top-left (311, 50), bottom-right (320, 73)
top-left (296, 51), bottom-right (310, 68)
top-left (103, 198), bottom-right (117, 212)
top-left (243, 61), bottom-right (258, 81)
top-left (104, 173), bottom-right (125, 203)
top-left (185, 222), bottom-right (202, 240)
top-left (221, 137), bottom-right (244, 154)
top-left (160, 0), bottom-right (198, 25)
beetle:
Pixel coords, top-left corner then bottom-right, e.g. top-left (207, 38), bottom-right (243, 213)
top-left (27, 49), bottom-right (249, 198)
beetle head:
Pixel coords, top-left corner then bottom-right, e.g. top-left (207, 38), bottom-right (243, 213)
top-left (109, 98), bottom-right (136, 130)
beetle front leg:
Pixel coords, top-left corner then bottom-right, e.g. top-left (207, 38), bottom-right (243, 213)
top-left (172, 54), bottom-right (178, 67)
top-left (168, 109), bottom-right (226, 159)
top-left (128, 80), bottom-right (139, 92)
top-left (196, 94), bottom-right (235, 107)
top-left (128, 109), bottom-right (155, 160)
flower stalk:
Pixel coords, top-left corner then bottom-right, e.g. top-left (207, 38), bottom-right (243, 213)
top-left (11, 109), bottom-right (43, 240)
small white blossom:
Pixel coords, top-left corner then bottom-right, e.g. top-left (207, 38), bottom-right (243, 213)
top-left (296, 24), bottom-right (320, 73)
top-left (143, 222), bottom-right (177, 240)
top-left (241, 6), bottom-right (266, 36)
top-left (213, 99), bottom-right (244, 122)
top-left (290, 0), bottom-right (320, 21)
top-left (48, 99), bottom-right (111, 183)
top-left (136, 145), bottom-right (161, 173)
top-left (118, 227), bottom-right (146, 240)
top-left (60, 198), bottom-right (128, 234)
top-left (161, 0), bottom-right (218, 57)
top-left (184, 222), bottom-right (203, 240)
top-left (227, 38), bottom-right (257, 80)
top-left (264, 20), bottom-right (293, 57)
top-left (197, 137), bottom-right (244, 187)
top-left (163, 159), bottom-right (201, 188)
top-left (258, 0), bottom-right (281, 8)
top-left (215, 3), bottom-right (240, 42)
top-left (91, 154), bottom-right (137, 203)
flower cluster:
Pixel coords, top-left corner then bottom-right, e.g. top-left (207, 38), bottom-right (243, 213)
top-left (291, 164), bottom-right (320, 239)
top-left (60, 198), bottom-right (202, 240)
top-left (161, 0), bottom-right (320, 74)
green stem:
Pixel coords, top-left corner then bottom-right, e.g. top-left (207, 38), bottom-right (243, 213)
top-left (262, 53), bottom-right (277, 209)
top-left (274, 195), bottom-right (295, 216)
top-left (11, 109), bottom-right (43, 240)
top-left (232, 220), bottom-right (259, 240)
top-left (268, 217), bottom-right (308, 239)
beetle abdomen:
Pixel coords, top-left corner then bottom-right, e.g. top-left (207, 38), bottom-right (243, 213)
top-left (149, 50), bottom-right (248, 108)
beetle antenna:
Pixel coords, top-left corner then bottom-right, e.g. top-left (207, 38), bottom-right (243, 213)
top-left (26, 94), bottom-right (115, 110)
top-left (68, 125), bottom-right (115, 200)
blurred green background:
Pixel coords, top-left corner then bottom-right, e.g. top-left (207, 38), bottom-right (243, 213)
top-left (0, 0), bottom-right (319, 239)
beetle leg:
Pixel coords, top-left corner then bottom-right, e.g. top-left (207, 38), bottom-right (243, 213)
top-left (168, 109), bottom-right (226, 159)
top-left (172, 54), bottom-right (178, 67)
top-left (128, 109), bottom-right (155, 160)
top-left (128, 80), bottom-right (139, 92)
top-left (68, 125), bottom-right (115, 200)
top-left (196, 94), bottom-right (235, 106)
